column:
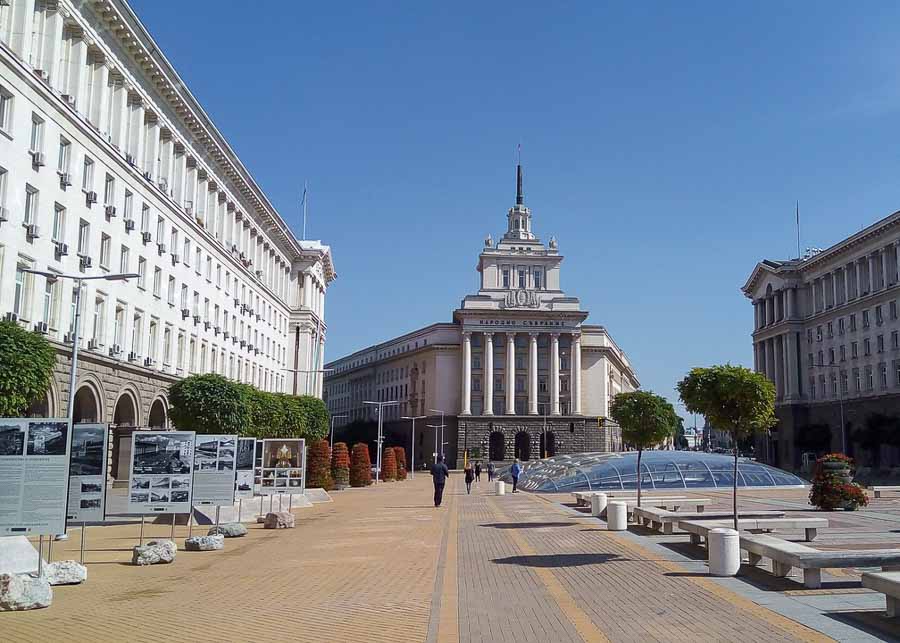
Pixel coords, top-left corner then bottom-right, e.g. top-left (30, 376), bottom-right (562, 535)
top-left (896, 242), bottom-right (900, 283)
top-left (303, 272), bottom-right (312, 309)
top-left (784, 289), bottom-right (793, 320)
top-left (765, 338), bottom-right (775, 387)
top-left (832, 272), bottom-right (839, 307)
top-left (754, 301), bottom-right (761, 329)
top-left (550, 333), bottom-right (560, 415)
top-left (774, 336), bottom-right (784, 399)
top-left (528, 332), bottom-right (538, 415)
top-left (843, 266), bottom-right (849, 303)
top-left (571, 332), bottom-right (582, 415)
top-left (461, 332), bottom-right (471, 415)
top-left (766, 296), bottom-right (774, 325)
top-left (505, 332), bottom-right (515, 415)
top-left (785, 332), bottom-right (798, 400)
top-left (868, 255), bottom-right (875, 293)
top-left (484, 332), bottom-right (494, 415)
top-left (319, 286), bottom-right (326, 321)
top-left (882, 249), bottom-right (889, 288)
top-left (317, 336), bottom-right (325, 397)
top-left (855, 260), bottom-right (862, 298)
top-left (775, 292), bottom-right (783, 320)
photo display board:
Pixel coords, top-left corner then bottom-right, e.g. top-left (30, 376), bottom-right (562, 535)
top-left (235, 437), bottom-right (256, 500)
top-left (192, 434), bottom-right (238, 506)
top-left (67, 424), bottom-right (109, 523)
top-left (260, 439), bottom-right (305, 495)
top-left (128, 431), bottom-right (195, 514)
top-left (0, 418), bottom-right (71, 536)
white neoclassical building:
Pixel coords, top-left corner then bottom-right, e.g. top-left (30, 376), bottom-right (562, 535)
top-left (744, 209), bottom-right (900, 471)
top-left (0, 0), bottom-right (334, 477)
top-left (325, 165), bottom-right (638, 467)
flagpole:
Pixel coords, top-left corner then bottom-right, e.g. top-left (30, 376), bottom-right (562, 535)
top-left (302, 181), bottom-right (308, 241)
top-left (796, 200), bottom-right (801, 259)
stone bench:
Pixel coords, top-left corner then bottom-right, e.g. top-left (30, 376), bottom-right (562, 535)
top-left (632, 506), bottom-right (785, 535)
top-left (678, 518), bottom-right (828, 547)
top-left (740, 533), bottom-right (900, 589)
top-left (573, 490), bottom-right (693, 506)
top-left (861, 571), bottom-right (900, 617)
top-left (873, 486), bottom-right (900, 499)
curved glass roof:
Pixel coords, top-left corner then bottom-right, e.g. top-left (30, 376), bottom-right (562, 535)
top-left (498, 450), bottom-right (807, 492)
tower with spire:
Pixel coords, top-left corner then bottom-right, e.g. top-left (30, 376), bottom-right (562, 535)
top-left (504, 163), bottom-right (535, 241)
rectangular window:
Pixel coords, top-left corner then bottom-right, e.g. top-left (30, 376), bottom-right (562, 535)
top-left (828, 348), bottom-right (835, 364)
top-left (103, 174), bottom-right (115, 205)
top-left (865, 338), bottom-right (871, 356)
top-left (881, 364), bottom-right (888, 389)
top-left (132, 312), bottom-right (143, 357)
top-left (153, 267), bottom-right (162, 298)
top-left (850, 313), bottom-right (856, 331)
top-left (82, 157), bottom-right (94, 192)
top-left (854, 368), bottom-right (860, 392)
top-left (52, 203), bottom-right (64, 242)
top-left (123, 190), bottom-right (133, 221)
top-left (534, 270), bottom-right (542, 289)
top-left (816, 326), bottom-right (822, 341)
top-left (168, 276), bottom-right (176, 305)
top-left (892, 301), bottom-right (898, 321)
top-left (141, 204), bottom-right (150, 233)
top-left (518, 269), bottom-right (525, 289)
top-left (838, 318), bottom-right (845, 335)
top-left (195, 248), bottom-right (202, 274)
top-left (878, 334), bottom-right (885, 353)
top-left (502, 269), bottom-right (510, 289)
top-left (0, 86), bottom-right (12, 132)
top-left (41, 280), bottom-right (54, 326)
top-left (893, 331), bottom-right (899, 350)
top-left (866, 366), bottom-right (874, 391)
top-left (840, 345), bottom-right (846, 362)
top-left (99, 234), bottom-right (111, 268)
top-left (149, 320), bottom-right (158, 361)
top-left (863, 310), bottom-right (870, 328)
top-left (57, 137), bottom-right (70, 174)
top-left (827, 321), bottom-right (833, 338)
top-left (181, 285), bottom-right (188, 310)
top-left (876, 305), bottom-right (884, 325)
top-left (13, 263), bottom-right (30, 317)
top-left (91, 296), bottom-right (105, 344)
top-left (806, 328), bottom-right (813, 344)
top-left (206, 257), bottom-right (212, 281)
top-left (137, 257), bottom-right (146, 289)
top-left (30, 113), bottom-right (44, 153)
top-left (119, 245), bottom-right (129, 273)
top-left (23, 185), bottom-right (38, 225)
top-left (78, 219), bottom-right (90, 255)
top-left (183, 239), bottom-right (191, 266)
top-left (851, 341), bottom-right (858, 358)
top-left (216, 264), bottom-right (221, 288)
top-left (225, 271), bottom-right (231, 295)
top-left (156, 216), bottom-right (164, 241)
top-left (163, 327), bottom-right (172, 364)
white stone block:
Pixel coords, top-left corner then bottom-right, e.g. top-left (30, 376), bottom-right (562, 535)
top-left (590, 493), bottom-right (607, 517)
top-left (0, 573), bottom-right (52, 611)
top-left (208, 523), bottom-right (247, 538)
top-left (708, 528), bottom-right (740, 577)
top-left (185, 535), bottom-right (224, 551)
top-left (44, 560), bottom-right (87, 585)
top-left (132, 540), bottom-right (177, 566)
top-left (496, 481), bottom-right (506, 496)
top-left (0, 536), bottom-right (43, 575)
top-left (607, 501), bottom-right (628, 531)
top-left (263, 512), bottom-right (295, 529)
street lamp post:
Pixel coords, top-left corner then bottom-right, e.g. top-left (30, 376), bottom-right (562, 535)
top-left (363, 400), bottom-right (399, 483)
top-left (815, 362), bottom-right (846, 454)
top-left (401, 415), bottom-right (426, 479)
top-left (24, 269), bottom-right (139, 540)
top-left (329, 414), bottom-right (348, 450)
top-left (429, 408), bottom-right (447, 458)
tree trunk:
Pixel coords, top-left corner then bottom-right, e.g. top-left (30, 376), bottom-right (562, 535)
top-left (636, 448), bottom-right (643, 508)
top-left (732, 444), bottom-right (739, 531)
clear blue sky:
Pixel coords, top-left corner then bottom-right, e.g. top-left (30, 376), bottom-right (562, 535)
top-left (132, 1), bottom-right (900, 419)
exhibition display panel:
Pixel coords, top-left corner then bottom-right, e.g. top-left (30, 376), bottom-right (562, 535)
top-left (191, 435), bottom-right (238, 506)
top-left (0, 418), bottom-right (72, 536)
top-left (260, 439), bottom-right (306, 495)
top-left (128, 431), bottom-right (196, 514)
top-left (235, 438), bottom-right (256, 500)
top-left (67, 424), bottom-right (109, 523)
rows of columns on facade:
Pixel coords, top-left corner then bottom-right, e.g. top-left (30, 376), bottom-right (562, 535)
top-left (460, 330), bottom-right (582, 416)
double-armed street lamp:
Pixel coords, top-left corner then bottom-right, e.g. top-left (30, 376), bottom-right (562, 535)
top-left (429, 408), bottom-right (447, 459)
top-left (401, 415), bottom-right (426, 479)
top-left (23, 268), bottom-right (139, 541)
top-left (363, 400), bottom-right (399, 483)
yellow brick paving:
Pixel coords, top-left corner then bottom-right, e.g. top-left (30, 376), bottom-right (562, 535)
top-left (3, 475), bottom-right (835, 642)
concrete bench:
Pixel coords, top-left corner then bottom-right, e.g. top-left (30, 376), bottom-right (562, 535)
top-left (873, 486), bottom-right (900, 499)
top-left (861, 571), bottom-right (900, 617)
top-left (740, 533), bottom-right (900, 589)
top-left (632, 506), bottom-right (785, 535)
top-left (573, 490), bottom-right (695, 505)
top-left (678, 518), bottom-right (828, 547)
top-left (618, 499), bottom-right (711, 517)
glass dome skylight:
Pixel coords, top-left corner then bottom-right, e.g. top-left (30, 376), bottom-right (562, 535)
top-left (499, 450), bottom-right (807, 492)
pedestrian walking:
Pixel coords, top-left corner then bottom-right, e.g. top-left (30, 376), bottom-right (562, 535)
top-left (510, 459), bottom-right (522, 493)
top-left (430, 454), bottom-right (450, 507)
top-left (487, 461), bottom-right (495, 482)
top-left (464, 464), bottom-right (474, 494)
top-left (474, 461), bottom-right (482, 482)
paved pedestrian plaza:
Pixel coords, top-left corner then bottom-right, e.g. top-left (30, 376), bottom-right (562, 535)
top-left (5, 477), bottom-right (900, 642)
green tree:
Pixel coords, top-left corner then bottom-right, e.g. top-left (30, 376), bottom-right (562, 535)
top-left (678, 365), bottom-right (776, 530)
top-left (0, 320), bottom-right (56, 417)
top-left (609, 391), bottom-right (679, 507)
top-left (298, 396), bottom-right (329, 440)
top-left (169, 374), bottom-right (252, 434)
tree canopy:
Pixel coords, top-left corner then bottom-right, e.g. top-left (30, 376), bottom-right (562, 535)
top-left (610, 391), bottom-right (679, 450)
top-left (0, 320), bottom-right (56, 417)
top-left (677, 365), bottom-right (775, 440)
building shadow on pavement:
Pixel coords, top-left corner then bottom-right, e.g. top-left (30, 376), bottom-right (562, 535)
top-left (823, 609), bottom-right (900, 642)
top-left (480, 522), bottom-right (577, 529)
top-left (491, 553), bottom-right (620, 568)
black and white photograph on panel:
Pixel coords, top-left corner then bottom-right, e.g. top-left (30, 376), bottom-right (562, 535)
top-left (236, 438), bottom-right (254, 470)
top-left (26, 421), bottom-right (68, 456)
top-left (128, 431), bottom-right (195, 513)
top-left (80, 498), bottom-right (102, 510)
top-left (81, 482), bottom-right (102, 493)
top-left (0, 423), bottom-right (26, 456)
top-left (0, 418), bottom-right (72, 536)
top-left (69, 425), bottom-right (105, 475)
top-left (133, 432), bottom-right (194, 475)
top-left (191, 434), bottom-right (238, 506)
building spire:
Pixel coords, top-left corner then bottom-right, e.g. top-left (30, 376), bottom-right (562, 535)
top-left (516, 144), bottom-right (524, 206)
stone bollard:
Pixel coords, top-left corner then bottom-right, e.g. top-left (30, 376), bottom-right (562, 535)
top-left (607, 501), bottom-right (628, 531)
top-left (496, 481), bottom-right (506, 496)
top-left (590, 493), bottom-right (608, 517)
top-left (708, 528), bottom-right (740, 576)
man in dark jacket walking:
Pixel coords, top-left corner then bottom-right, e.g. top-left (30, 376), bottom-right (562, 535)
top-left (431, 455), bottom-right (450, 507)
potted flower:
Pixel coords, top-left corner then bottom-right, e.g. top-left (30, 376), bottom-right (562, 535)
top-left (810, 454), bottom-right (868, 510)
top-left (819, 453), bottom-right (854, 484)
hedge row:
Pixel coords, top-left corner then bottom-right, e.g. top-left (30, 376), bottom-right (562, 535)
top-left (169, 374), bottom-right (329, 439)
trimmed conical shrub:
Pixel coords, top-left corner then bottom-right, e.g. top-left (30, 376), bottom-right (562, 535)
top-left (381, 446), bottom-right (397, 481)
top-left (394, 446), bottom-right (407, 481)
top-left (306, 439), bottom-right (333, 490)
top-left (350, 442), bottom-right (372, 487)
top-left (331, 442), bottom-right (350, 489)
